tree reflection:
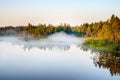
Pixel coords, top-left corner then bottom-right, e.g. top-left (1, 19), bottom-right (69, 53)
top-left (93, 53), bottom-right (120, 76)
top-left (22, 44), bottom-right (70, 51)
top-left (80, 45), bottom-right (120, 76)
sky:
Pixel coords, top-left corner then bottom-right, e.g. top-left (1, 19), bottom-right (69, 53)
top-left (0, 0), bottom-right (120, 26)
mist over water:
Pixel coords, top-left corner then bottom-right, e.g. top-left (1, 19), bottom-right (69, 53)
top-left (0, 32), bottom-right (83, 50)
top-left (0, 32), bottom-right (120, 80)
top-left (48, 32), bottom-right (81, 43)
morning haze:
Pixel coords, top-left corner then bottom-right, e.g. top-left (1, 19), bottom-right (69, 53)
top-left (0, 0), bottom-right (120, 80)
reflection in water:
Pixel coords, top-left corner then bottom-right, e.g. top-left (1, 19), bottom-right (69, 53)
top-left (0, 32), bottom-right (83, 51)
top-left (80, 45), bottom-right (120, 76)
top-left (22, 45), bottom-right (71, 51)
top-left (0, 34), bottom-right (120, 80)
top-left (93, 53), bottom-right (120, 76)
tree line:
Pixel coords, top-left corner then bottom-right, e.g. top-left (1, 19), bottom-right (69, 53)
top-left (84, 15), bottom-right (120, 54)
top-left (0, 14), bottom-right (120, 53)
top-left (0, 15), bottom-right (120, 41)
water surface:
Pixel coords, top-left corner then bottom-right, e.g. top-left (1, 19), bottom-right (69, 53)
top-left (0, 32), bottom-right (120, 80)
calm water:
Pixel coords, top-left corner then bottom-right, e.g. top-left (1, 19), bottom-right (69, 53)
top-left (0, 33), bottom-right (120, 80)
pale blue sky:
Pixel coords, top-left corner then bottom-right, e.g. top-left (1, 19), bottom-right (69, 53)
top-left (0, 0), bottom-right (120, 26)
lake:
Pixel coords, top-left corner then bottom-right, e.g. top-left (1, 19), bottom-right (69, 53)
top-left (0, 32), bottom-right (120, 80)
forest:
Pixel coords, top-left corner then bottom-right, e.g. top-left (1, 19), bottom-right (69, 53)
top-left (0, 15), bottom-right (120, 54)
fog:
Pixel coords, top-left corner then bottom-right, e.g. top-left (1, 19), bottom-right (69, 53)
top-left (0, 32), bottom-right (83, 50)
top-left (0, 32), bottom-right (119, 80)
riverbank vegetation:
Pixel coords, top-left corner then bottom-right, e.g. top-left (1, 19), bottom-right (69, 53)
top-left (84, 15), bottom-right (120, 55)
top-left (0, 14), bottom-right (120, 54)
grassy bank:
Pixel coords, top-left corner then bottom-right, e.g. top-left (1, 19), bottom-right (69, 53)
top-left (84, 38), bottom-right (120, 56)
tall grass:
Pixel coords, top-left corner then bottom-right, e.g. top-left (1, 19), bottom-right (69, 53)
top-left (84, 38), bottom-right (120, 56)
